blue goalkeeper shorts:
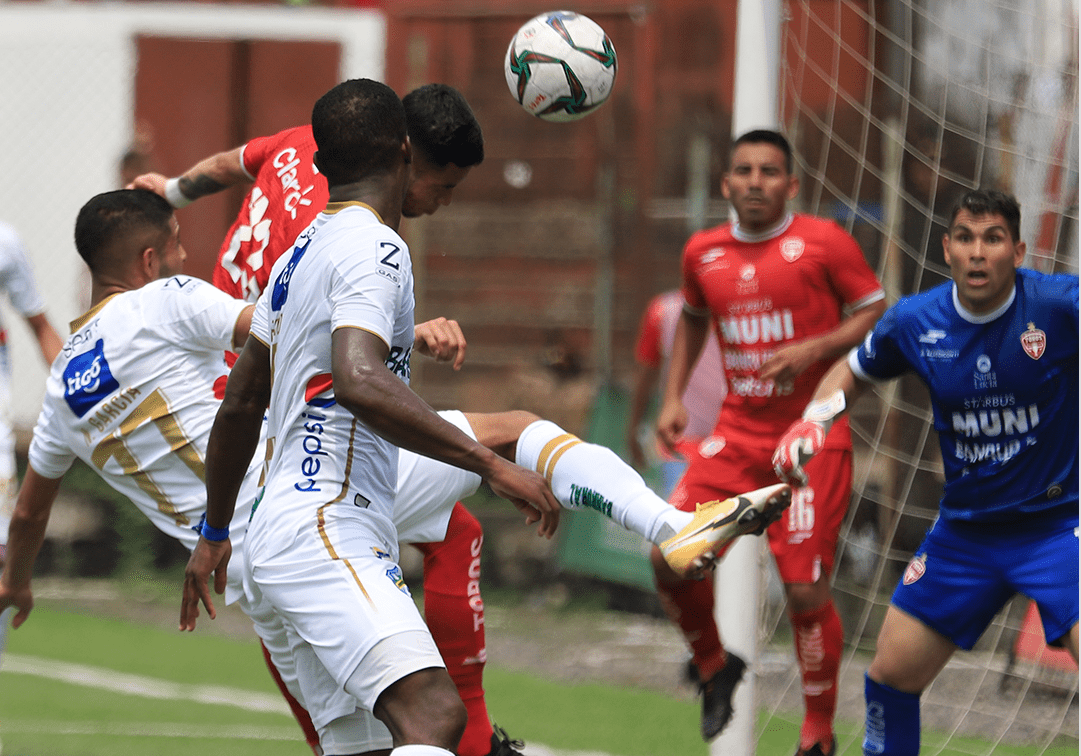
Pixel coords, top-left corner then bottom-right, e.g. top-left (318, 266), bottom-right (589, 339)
top-left (891, 504), bottom-right (1079, 650)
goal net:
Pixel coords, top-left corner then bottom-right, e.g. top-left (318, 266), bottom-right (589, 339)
top-left (759, 0), bottom-right (1079, 752)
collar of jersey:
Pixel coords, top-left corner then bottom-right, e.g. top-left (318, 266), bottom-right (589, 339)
top-left (951, 281), bottom-right (1016, 324)
top-left (731, 212), bottom-right (795, 243)
top-left (69, 292), bottom-right (122, 333)
top-left (324, 201), bottom-right (383, 225)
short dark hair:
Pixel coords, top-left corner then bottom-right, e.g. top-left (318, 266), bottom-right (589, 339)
top-left (403, 84), bottom-right (484, 168)
top-left (311, 79), bottom-right (407, 187)
top-left (74, 189), bottom-right (173, 273)
top-left (948, 189), bottom-right (1022, 242)
top-left (731, 129), bottom-right (793, 174)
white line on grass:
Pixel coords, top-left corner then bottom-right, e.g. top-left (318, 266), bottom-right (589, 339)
top-left (3, 653), bottom-right (290, 714)
top-left (2, 653), bottom-right (619, 756)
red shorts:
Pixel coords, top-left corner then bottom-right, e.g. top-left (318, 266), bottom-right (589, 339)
top-left (670, 439), bottom-right (851, 585)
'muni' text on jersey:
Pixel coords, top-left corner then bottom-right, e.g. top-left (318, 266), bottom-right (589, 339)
top-left (850, 268), bottom-right (1078, 521)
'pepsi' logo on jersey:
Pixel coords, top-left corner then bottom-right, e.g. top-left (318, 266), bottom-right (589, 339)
top-left (63, 339), bottom-right (120, 418)
top-left (270, 234), bottom-right (313, 313)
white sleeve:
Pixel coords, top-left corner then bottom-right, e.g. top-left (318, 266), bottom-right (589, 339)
top-left (251, 287), bottom-right (271, 346)
top-left (159, 277), bottom-right (249, 353)
top-left (328, 230), bottom-right (409, 345)
top-left (26, 397), bottom-right (75, 480)
top-left (0, 222), bottom-right (47, 317)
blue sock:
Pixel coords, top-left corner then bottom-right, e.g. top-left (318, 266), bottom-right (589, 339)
top-left (863, 673), bottom-right (920, 755)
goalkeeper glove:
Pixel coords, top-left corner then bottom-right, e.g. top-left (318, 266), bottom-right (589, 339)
top-left (772, 390), bottom-right (846, 486)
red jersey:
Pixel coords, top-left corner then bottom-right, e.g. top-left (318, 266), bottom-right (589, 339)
top-left (681, 213), bottom-right (883, 450)
top-left (634, 290), bottom-right (726, 441)
top-left (212, 125), bottom-right (327, 302)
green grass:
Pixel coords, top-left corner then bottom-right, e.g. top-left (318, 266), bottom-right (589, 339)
top-left (1, 601), bottom-right (1076, 756)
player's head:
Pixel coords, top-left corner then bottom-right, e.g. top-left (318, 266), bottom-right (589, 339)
top-left (723, 129), bottom-right (799, 233)
top-left (75, 189), bottom-right (185, 281)
top-left (401, 84), bottom-right (484, 218)
top-left (311, 78), bottom-right (409, 189)
top-left (942, 189), bottom-right (1026, 315)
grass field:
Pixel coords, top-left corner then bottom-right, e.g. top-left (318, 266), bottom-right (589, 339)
top-left (0, 598), bottom-right (1076, 756)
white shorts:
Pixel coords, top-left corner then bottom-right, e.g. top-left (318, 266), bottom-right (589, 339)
top-left (243, 507), bottom-right (444, 751)
top-left (393, 410), bottom-right (482, 544)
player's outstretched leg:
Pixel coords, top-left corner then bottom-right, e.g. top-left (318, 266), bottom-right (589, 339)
top-left (414, 503), bottom-right (525, 756)
top-left (660, 483), bottom-right (792, 576)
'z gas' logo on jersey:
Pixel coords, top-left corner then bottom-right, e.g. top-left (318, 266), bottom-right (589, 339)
top-left (271, 233), bottom-right (313, 313)
top-left (63, 339), bottom-right (119, 418)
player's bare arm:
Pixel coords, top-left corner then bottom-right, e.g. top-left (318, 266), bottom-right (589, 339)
top-left (332, 327), bottom-right (560, 536)
top-left (129, 146), bottom-right (248, 206)
top-left (757, 298), bottom-right (886, 385)
top-left (25, 312), bottom-right (62, 365)
top-left (413, 316), bottom-right (467, 370)
top-left (180, 334), bottom-right (271, 631)
top-left (656, 309), bottom-right (709, 452)
top-left (0, 468), bottom-right (63, 628)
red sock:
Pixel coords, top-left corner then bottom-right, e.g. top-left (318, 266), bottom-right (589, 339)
top-left (260, 640), bottom-right (322, 755)
top-left (414, 503), bottom-right (493, 756)
top-left (654, 562), bottom-right (726, 682)
top-left (791, 601), bottom-right (843, 749)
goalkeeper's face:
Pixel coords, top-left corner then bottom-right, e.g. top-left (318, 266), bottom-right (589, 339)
top-left (723, 143), bottom-right (799, 233)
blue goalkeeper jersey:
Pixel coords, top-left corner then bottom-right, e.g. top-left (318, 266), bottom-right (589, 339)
top-left (850, 268), bottom-right (1078, 522)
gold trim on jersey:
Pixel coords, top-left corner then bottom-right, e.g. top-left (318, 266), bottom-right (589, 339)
top-left (535, 433), bottom-right (581, 486)
top-left (70, 293), bottom-right (122, 333)
top-left (324, 201), bottom-right (383, 225)
top-left (314, 417), bottom-right (375, 608)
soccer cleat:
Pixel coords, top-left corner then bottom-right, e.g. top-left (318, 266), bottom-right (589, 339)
top-left (487, 723), bottom-right (526, 756)
top-left (660, 483), bottom-right (792, 576)
top-left (700, 651), bottom-right (747, 741)
top-left (796, 737), bottom-right (837, 756)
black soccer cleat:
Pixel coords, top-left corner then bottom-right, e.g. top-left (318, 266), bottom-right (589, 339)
top-left (796, 736), bottom-right (837, 756)
top-left (700, 651), bottom-right (747, 741)
top-left (487, 723), bottom-right (526, 756)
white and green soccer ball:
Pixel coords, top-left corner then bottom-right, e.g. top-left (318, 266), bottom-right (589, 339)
top-left (504, 11), bottom-right (618, 123)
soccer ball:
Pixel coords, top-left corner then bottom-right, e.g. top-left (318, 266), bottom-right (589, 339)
top-left (504, 11), bottom-right (617, 123)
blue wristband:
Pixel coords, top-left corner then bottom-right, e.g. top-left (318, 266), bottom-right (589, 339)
top-left (200, 520), bottom-right (230, 542)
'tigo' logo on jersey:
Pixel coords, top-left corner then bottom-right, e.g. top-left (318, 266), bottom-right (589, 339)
top-left (271, 233), bottom-right (313, 313)
top-left (63, 339), bottom-right (119, 418)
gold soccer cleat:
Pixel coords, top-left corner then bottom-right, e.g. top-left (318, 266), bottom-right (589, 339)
top-left (661, 483), bottom-right (792, 577)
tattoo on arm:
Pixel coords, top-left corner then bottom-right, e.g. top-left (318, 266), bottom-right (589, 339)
top-left (179, 174), bottom-right (229, 200)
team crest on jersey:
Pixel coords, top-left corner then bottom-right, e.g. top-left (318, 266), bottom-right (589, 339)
top-left (1020, 323), bottom-right (1046, 360)
top-left (780, 236), bottom-right (805, 262)
top-left (699, 435), bottom-right (726, 458)
top-left (63, 339), bottom-right (120, 418)
top-left (902, 553), bottom-right (927, 585)
top-left (386, 564), bottom-right (410, 594)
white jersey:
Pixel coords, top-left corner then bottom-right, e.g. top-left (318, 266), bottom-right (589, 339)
top-left (0, 221), bottom-right (48, 327)
top-left (248, 201), bottom-right (415, 563)
top-left (28, 276), bottom-right (256, 600)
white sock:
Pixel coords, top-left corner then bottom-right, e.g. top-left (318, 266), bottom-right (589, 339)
top-left (515, 420), bottom-right (692, 545)
top-left (390, 746), bottom-right (456, 755)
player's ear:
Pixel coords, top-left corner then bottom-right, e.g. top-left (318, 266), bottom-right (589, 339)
top-left (1013, 239), bottom-right (1026, 268)
top-left (941, 232), bottom-right (952, 265)
top-left (139, 245), bottom-right (158, 281)
top-left (312, 150), bottom-right (323, 174)
top-left (786, 174), bottom-right (800, 200)
top-left (721, 173), bottom-right (731, 199)
top-left (402, 135), bottom-right (413, 166)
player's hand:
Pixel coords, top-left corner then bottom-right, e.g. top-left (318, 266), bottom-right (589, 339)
top-left (127, 172), bottom-right (169, 196)
top-left (0, 576), bottom-right (34, 630)
top-left (486, 460), bottom-right (561, 539)
top-left (772, 419), bottom-right (827, 487)
top-left (413, 317), bottom-right (467, 370)
top-left (757, 341), bottom-right (819, 387)
top-left (180, 537), bottom-right (232, 631)
top-left (655, 399), bottom-right (689, 454)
